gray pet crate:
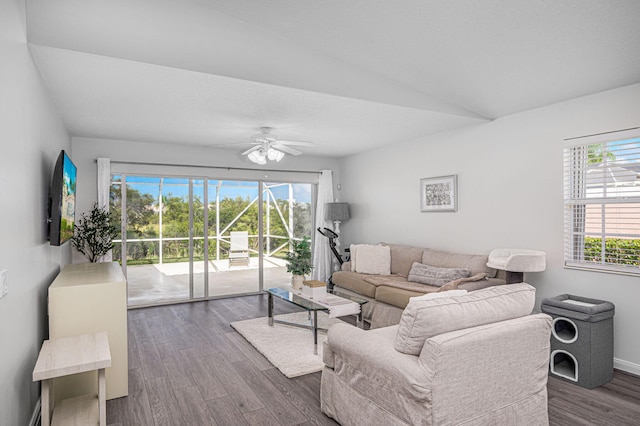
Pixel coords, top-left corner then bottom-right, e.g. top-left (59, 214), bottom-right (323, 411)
top-left (541, 294), bottom-right (615, 389)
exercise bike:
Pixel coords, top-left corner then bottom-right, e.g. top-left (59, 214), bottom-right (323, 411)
top-left (317, 227), bottom-right (348, 265)
top-left (317, 227), bottom-right (349, 289)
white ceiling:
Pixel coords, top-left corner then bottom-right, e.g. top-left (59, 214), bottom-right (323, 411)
top-left (26, 0), bottom-right (640, 158)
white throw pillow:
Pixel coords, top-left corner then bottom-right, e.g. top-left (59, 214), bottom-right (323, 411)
top-left (349, 244), bottom-right (358, 271)
top-left (409, 289), bottom-right (467, 302)
top-left (352, 244), bottom-right (391, 275)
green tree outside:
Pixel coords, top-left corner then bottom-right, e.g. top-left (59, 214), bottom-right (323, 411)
top-left (110, 181), bottom-right (312, 266)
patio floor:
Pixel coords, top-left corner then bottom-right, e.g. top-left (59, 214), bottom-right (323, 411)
top-left (125, 256), bottom-right (291, 306)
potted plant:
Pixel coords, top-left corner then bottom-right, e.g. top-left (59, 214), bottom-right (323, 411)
top-left (72, 202), bottom-right (118, 262)
top-left (285, 237), bottom-right (313, 290)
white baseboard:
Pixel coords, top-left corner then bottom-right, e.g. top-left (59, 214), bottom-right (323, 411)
top-left (614, 358), bottom-right (640, 376)
top-left (29, 399), bottom-right (41, 426)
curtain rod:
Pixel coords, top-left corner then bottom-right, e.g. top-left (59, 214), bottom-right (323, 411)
top-left (93, 159), bottom-right (322, 175)
top-left (563, 126), bottom-right (640, 141)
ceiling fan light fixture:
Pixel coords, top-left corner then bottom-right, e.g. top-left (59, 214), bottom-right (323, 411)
top-left (267, 147), bottom-right (285, 162)
top-left (248, 149), bottom-right (267, 165)
top-left (241, 127), bottom-right (309, 163)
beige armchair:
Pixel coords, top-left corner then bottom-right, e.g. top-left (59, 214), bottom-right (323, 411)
top-left (321, 283), bottom-right (552, 425)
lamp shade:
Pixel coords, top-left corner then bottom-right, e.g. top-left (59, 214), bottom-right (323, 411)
top-left (325, 202), bottom-right (350, 221)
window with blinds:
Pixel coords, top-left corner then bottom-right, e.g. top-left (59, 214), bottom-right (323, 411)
top-left (564, 128), bottom-right (640, 275)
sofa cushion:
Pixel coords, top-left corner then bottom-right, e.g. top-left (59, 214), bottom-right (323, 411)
top-left (394, 283), bottom-right (535, 355)
top-left (410, 289), bottom-right (468, 301)
top-left (422, 248), bottom-right (496, 278)
top-left (408, 262), bottom-right (471, 286)
top-left (457, 277), bottom-right (504, 292)
top-left (375, 286), bottom-right (434, 309)
top-left (374, 286), bottom-right (471, 310)
top-left (380, 243), bottom-right (426, 276)
top-left (365, 275), bottom-right (438, 292)
top-left (331, 271), bottom-right (378, 298)
top-left (351, 244), bottom-right (391, 275)
top-left (372, 289), bottom-right (468, 319)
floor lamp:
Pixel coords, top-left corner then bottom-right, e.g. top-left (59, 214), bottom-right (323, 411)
top-left (325, 202), bottom-right (350, 271)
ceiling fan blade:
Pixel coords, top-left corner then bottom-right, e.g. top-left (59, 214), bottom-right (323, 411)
top-left (241, 145), bottom-right (262, 156)
top-left (251, 137), bottom-right (274, 144)
top-left (273, 144), bottom-right (303, 156)
top-left (210, 142), bottom-right (258, 148)
top-left (276, 140), bottom-right (314, 146)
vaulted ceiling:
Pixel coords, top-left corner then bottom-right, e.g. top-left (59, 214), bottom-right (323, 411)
top-left (26, 0), bottom-right (640, 158)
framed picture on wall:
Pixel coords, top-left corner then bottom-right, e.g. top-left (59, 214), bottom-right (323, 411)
top-left (420, 175), bottom-right (458, 212)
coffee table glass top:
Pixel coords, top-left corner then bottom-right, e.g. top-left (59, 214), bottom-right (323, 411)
top-left (267, 286), bottom-right (367, 311)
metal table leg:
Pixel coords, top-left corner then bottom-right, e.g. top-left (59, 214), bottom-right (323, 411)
top-left (313, 310), bottom-right (318, 355)
top-left (268, 292), bottom-right (274, 326)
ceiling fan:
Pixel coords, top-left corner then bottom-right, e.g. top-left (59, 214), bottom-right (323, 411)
top-left (241, 127), bottom-right (313, 165)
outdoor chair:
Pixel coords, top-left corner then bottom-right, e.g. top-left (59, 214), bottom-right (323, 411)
top-left (229, 231), bottom-right (250, 267)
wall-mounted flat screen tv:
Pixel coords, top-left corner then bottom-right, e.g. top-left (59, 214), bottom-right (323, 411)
top-left (49, 150), bottom-right (77, 246)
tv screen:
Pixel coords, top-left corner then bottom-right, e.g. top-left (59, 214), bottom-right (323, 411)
top-left (49, 150), bottom-right (77, 246)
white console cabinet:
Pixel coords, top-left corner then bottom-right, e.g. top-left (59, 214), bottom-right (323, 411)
top-left (48, 262), bottom-right (128, 401)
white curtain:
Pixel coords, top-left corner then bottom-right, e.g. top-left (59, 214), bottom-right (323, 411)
top-left (312, 170), bottom-right (334, 282)
top-left (97, 158), bottom-right (110, 208)
top-left (97, 158), bottom-right (112, 262)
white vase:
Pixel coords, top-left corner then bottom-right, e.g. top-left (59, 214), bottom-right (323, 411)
top-left (291, 275), bottom-right (305, 290)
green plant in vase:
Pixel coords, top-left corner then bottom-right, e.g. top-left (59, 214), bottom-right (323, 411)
top-left (285, 237), bottom-right (313, 290)
top-left (72, 202), bottom-right (118, 262)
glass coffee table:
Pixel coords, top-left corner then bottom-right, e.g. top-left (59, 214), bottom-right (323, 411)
top-left (267, 287), bottom-right (368, 354)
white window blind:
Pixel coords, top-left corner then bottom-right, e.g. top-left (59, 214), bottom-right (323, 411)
top-left (563, 128), bottom-right (640, 275)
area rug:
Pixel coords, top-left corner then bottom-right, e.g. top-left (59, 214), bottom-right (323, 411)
top-left (230, 311), bottom-right (342, 378)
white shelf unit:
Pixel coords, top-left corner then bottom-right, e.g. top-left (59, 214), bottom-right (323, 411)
top-left (33, 332), bottom-right (111, 426)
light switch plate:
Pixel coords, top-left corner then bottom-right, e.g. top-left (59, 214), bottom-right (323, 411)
top-left (0, 269), bottom-right (7, 298)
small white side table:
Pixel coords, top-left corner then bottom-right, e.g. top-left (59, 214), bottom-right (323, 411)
top-left (32, 332), bottom-right (111, 426)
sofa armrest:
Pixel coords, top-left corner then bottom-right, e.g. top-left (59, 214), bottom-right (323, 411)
top-left (322, 341), bottom-right (335, 368)
top-left (341, 261), bottom-right (351, 272)
top-left (323, 323), bottom-right (430, 424)
top-left (326, 323), bottom-right (408, 371)
top-left (418, 313), bottom-right (552, 425)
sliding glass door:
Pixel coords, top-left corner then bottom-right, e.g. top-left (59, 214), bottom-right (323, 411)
top-left (206, 180), bottom-right (260, 297)
top-left (111, 175), bottom-right (313, 307)
top-left (158, 178), bottom-right (203, 300)
top-left (263, 181), bottom-right (313, 289)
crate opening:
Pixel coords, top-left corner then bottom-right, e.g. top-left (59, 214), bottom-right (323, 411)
top-left (552, 317), bottom-right (578, 343)
top-left (551, 350), bottom-right (578, 382)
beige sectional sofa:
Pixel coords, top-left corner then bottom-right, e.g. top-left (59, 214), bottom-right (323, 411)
top-left (331, 243), bottom-right (507, 328)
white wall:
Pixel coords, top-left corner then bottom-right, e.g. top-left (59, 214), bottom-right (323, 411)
top-left (339, 82), bottom-right (640, 374)
top-left (72, 137), bottom-right (341, 212)
top-left (0, 1), bottom-right (72, 424)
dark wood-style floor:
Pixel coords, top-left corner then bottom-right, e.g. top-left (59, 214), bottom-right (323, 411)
top-left (108, 294), bottom-right (640, 425)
